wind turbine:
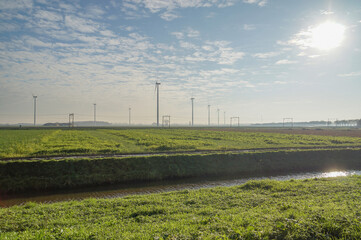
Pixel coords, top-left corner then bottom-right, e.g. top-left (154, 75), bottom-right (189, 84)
top-left (208, 104), bottom-right (211, 126)
top-left (93, 103), bottom-right (96, 126)
top-left (32, 95), bottom-right (37, 126)
top-left (190, 97), bottom-right (195, 126)
top-left (155, 82), bottom-right (161, 127)
top-left (129, 107), bottom-right (131, 126)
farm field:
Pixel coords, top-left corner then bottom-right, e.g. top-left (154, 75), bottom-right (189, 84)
top-left (202, 127), bottom-right (361, 138)
top-left (1, 128), bottom-right (361, 159)
top-left (1, 176), bottom-right (361, 239)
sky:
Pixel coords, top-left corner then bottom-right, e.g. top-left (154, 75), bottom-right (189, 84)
top-left (0, 0), bottom-right (360, 125)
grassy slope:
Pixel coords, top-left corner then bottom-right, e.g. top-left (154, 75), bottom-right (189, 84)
top-left (1, 176), bottom-right (361, 239)
top-left (1, 128), bottom-right (361, 158)
top-left (2, 149), bottom-right (361, 193)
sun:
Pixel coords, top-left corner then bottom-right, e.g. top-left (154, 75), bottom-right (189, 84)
top-left (310, 21), bottom-right (345, 50)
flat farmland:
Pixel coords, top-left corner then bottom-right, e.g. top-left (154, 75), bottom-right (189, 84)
top-left (1, 128), bottom-right (361, 159)
top-left (200, 127), bottom-right (361, 137)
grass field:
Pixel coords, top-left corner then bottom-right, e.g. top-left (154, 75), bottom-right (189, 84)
top-left (1, 176), bottom-right (361, 239)
top-left (1, 128), bottom-right (361, 158)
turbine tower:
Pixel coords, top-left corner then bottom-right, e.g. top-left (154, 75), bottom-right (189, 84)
top-left (217, 109), bottom-right (220, 126)
top-left (155, 82), bottom-right (161, 127)
top-left (129, 107), bottom-right (131, 126)
top-left (190, 97), bottom-right (195, 126)
top-left (224, 111), bottom-right (226, 125)
top-left (93, 103), bottom-right (96, 126)
top-left (33, 95), bottom-right (37, 126)
top-left (208, 105), bottom-right (211, 126)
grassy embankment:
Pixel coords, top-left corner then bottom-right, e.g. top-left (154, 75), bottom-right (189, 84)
top-left (1, 176), bottom-right (361, 239)
top-left (1, 149), bottom-right (361, 193)
top-left (1, 128), bottom-right (361, 158)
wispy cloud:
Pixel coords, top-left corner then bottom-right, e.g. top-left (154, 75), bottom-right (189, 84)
top-left (100, 30), bottom-right (116, 37)
top-left (243, 0), bottom-right (267, 7)
top-left (218, 50), bottom-right (245, 64)
top-left (320, 10), bottom-right (334, 15)
top-left (172, 28), bottom-right (200, 39)
top-left (171, 31), bottom-right (184, 39)
top-left (59, 2), bottom-right (79, 13)
top-left (160, 11), bottom-right (179, 21)
top-left (122, 0), bottom-right (242, 20)
top-left (308, 55), bottom-right (320, 58)
top-left (23, 36), bottom-right (51, 47)
top-left (273, 80), bottom-right (287, 84)
top-left (86, 5), bottom-right (106, 17)
top-left (206, 12), bottom-right (216, 18)
top-left (179, 41), bottom-right (197, 49)
top-left (275, 59), bottom-right (297, 65)
top-left (34, 10), bottom-right (63, 22)
top-left (258, 0), bottom-right (268, 7)
top-left (338, 71), bottom-right (361, 77)
top-left (0, 22), bottom-right (20, 32)
top-left (243, 24), bottom-right (255, 30)
top-left (202, 45), bottom-right (214, 51)
top-left (253, 52), bottom-right (280, 58)
top-left (239, 80), bottom-right (255, 88)
top-left (200, 68), bottom-right (240, 77)
top-left (0, 0), bottom-right (33, 10)
top-left (186, 28), bottom-right (200, 38)
top-left (64, 15), bottom-right (99, 33)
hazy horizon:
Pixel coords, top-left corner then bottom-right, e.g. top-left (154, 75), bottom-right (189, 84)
top-left (0, 0), bottom-right (360, 125)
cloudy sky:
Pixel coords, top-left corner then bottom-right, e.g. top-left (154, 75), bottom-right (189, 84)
top-left (0, 0), bottom-right (360, 125)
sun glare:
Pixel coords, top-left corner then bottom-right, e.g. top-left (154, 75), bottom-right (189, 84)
top-left (322, 171), bottom-right (348, 178)
top-left (311, 21), bottom-right (345, 50)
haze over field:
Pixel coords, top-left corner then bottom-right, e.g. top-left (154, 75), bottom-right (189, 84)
top-left (0, 0), bottom-right (360, 125)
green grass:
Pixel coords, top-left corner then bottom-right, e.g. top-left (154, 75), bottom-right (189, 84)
top-left (1, 128), bottom-right (361, 158)
top-left (1, 176), bottom-right (361, 239)
top-left (2, 149), bottom-right (361, 193)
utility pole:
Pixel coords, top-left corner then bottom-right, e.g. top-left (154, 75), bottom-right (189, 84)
top-left (93, 103), bottom-right (96, 126)
top-left (208, 105), bottom-right (211, 126)
top-left (191, 97), bottom-right (194, 126)
top-left (33, 95), bottom-right (37, 126)
top-left (217, 109), bottom-right (220, 126)
top-left (129, 107), bottom-right (131, 126)
top-left (156, 82), bottom-right (161, 127)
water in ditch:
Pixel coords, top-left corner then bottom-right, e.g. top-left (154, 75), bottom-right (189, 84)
top-left (1, 170), bottom-right (360, 207)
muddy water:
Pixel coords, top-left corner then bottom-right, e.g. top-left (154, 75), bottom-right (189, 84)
top-left (1, 170), bottom-right (360, 207)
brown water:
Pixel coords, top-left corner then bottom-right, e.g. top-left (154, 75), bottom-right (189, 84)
top-left (1, 170), bottom-right (360, 207)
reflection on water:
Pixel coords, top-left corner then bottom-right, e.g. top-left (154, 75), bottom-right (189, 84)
top-left (321, 171), bottom-right (348, 178)
top-left (1, 170), bottom-right (360, 207)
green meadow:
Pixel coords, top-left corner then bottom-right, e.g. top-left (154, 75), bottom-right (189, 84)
top-left (1, 176), bottom-right (361, 239)
top-left (1, 129), bottom-right (361, 238)
top-left (1, 128), bottom-right (361, 158)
